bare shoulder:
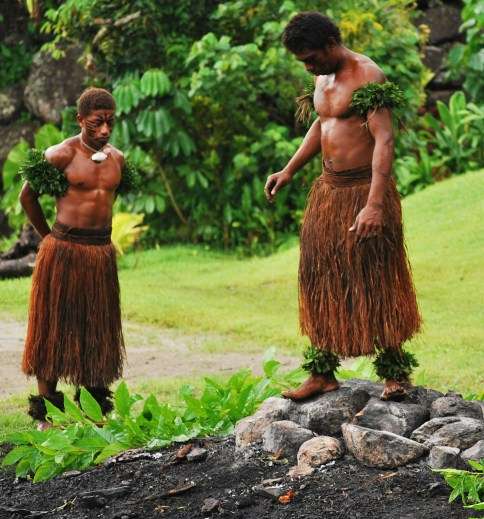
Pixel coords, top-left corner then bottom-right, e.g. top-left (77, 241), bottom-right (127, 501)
top-left (352, 53), bottom-right (386, 86)
top-left (44, 137), bottom-right (77, 170)
top-left (107, 144), bottom-right (125, 168)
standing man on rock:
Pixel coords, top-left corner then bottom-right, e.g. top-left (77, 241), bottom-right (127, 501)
top-left (265, 12), bottom-right (421, 401)
top-left (19, 87), bottom-right (139, 428)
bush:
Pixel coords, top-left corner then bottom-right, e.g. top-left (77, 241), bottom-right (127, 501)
top-left (24, 0), bottom-right (427, 252)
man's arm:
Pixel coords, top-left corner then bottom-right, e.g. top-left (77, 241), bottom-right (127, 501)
top-left (19, 144), bottom-right (73, 238)
top-left (349, 107), bottom-right (394, 238)
top-left (265, 117), bottom-right (321, 201)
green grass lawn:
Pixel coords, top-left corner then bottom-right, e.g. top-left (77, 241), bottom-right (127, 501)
top-left (0, 170), bottom-right (483, 404)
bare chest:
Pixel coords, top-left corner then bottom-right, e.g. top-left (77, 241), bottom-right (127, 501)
top-left (64, 154), bottom-right (121, 191)
top-left (313, 77), bottom-right (356, 119)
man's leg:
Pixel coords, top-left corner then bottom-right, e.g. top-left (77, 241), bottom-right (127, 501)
top-left (373, 347), bottom-right (419, 401)
top-left (283, 346), bottom-right (340, 401)
top-left (28, 378), bottom-right (63, 430)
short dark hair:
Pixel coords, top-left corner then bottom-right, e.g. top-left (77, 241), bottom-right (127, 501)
top-left (77, 87), bottom-right (116, 117)
top-left (282, 12), bottom-right (342, 53)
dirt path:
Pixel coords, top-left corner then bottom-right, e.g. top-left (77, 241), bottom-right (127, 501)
top-left (0, 318), bottom-right (299, 398)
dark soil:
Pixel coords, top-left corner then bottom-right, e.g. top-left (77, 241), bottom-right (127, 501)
top-left (0, 437), bottom-right (479, 519)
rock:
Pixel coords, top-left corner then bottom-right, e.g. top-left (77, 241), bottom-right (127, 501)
top-left (461, 440), bottom-right (484, 464)
top-left (342, 423), bottom-right (428, 468)
top-left (424, 418), bottom-right (484, 450)
top-left (297, 436), bottom-right (344, 468)
top-left (0, 120), bottom-right (39, 167)
top-left (405, 386), bottom-right (444, 408)
top-left (428, 446), bottom-right (462, 469)
top-left (235, 397), bottom-right (292, 449)
top-left (411, 416), bottom-right (461, 443)
top-left (341, 379), bottom-right (384, 399)
top-left (24, 46), bottom-right (87, 124)
top-left (186, 447), bottom-right (208, 462)
top-left (473, 400), bottom-right (484, 418)
top-left (287, 464), bottom-right (315, 478)
top-left (201, 498), bottom-right (221, 513)
top-left (262, 420), bottom-right (314, 458)
top-left (355, 397), bottom-right (429, 437)
top-left (426, 90), bottom-right (454, 107)
top-left (422, 45), bottom-right (445, 72)
top-left (0, 85), bottom-right (23, 124)
top-left (253, 484), bottom-right (285, 499)
top-left (430, 396), bottom-right (483, 420)
top-left (289, 386), bottom-right (370, 435)
top-left (416, 6), bottom-right (462, 45)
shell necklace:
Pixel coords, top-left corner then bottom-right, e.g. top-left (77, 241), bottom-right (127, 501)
top-left (81, 136), bottom-right (109, 163)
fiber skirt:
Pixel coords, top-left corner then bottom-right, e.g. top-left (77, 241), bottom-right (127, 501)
top-left (298, 169), bottom-right (421, 357)
top-left (22, 222), bottom-right (125, 386)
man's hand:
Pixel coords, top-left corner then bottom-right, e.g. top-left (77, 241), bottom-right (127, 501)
top-left (349, 203), bottom-right (383, 239)
top-left (264, 170), bottom-right (292, 202)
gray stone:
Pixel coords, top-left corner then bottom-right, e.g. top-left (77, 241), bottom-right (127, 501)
top-left (24, 46), bottom-right (87, 124)
top-left (416, 6), bottom-right (462, 45)
top-left (287, 464), bottom-right (315, 478)
top-left (0, 120), bottom-right (39, 166)
top-left (289, 386), bottom-right (370, 435)
top-left (235, 397), bottom-right (292, 449)
top-left (424, 418), bottom-right (484, 450)
top-left (0, 85), bottom-right (23, 124)
top-left (342, 423), bottom-right (428, 468)
top-left (253, 484), bottom-right (285, 499)
top-left (422, 45), bottom-right (445, 72)
top-left (297, 436), bottom-right (344, 468)
top-left (406, 386), bottom-right (444, 408)
top-left (428, 446), bottom-right (462, 469)
top-left (201, 497), bottom-right (220, 513)
top-left (472, 401), bottom-right (484, 419)
top-left (427, 90), bottom-right (454, 107)
top-left (461, 440), bottom-right (484, 463)
top-left (411, 416), bottom-right (461, 443)
top-left (355, 397), bottom-right (429, 437)
top-left (262, 420), bottom-right (314, 458)
top-left (430, 396), bottom-right (483, 420)
top-left (186, 447), bottom-right (207, 462)
top-left (340, 379), bottom-right (384, 399)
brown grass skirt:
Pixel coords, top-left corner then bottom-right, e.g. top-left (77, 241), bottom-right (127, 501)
top-left (22, 222), bottom-right (125, 386)
top-left (299, 169), bottom-right (421, 357)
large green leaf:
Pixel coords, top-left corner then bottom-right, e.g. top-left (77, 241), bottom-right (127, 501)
top-left (79, 388), bottom-right (103, 422)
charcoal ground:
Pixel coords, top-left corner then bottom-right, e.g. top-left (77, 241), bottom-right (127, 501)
top-left (0, 437), bottom-right (478, 519)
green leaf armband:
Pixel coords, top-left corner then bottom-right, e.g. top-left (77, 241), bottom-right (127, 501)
top-left (117, 160), bottom-right (141, 195)
top-left (350, 81), bottom-right (406, 118)
top-left (19, 148), bottom-right (68, 197)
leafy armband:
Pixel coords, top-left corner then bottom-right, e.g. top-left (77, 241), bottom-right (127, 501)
top-left (350, 81), bottom-right (405, 118)
top-left (295, 79), bottom-right (315, 126)
top-left (19, 148), bottom-right (69, 197)
top-left (117, 159), bottom-right (141, 195)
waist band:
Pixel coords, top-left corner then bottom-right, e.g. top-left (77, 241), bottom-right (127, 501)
top-left (321, 163), bottom-right (372, 188)
top-left (51, 221), bottom-right (112, 246)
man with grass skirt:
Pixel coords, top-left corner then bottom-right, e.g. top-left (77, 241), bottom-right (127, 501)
top-left (19, 87), bottom-right (139, 429)
top-left (265, 12), bottom-right (421, 401)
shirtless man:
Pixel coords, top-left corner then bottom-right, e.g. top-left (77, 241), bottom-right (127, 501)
top-left (20, 87), bottom-right (136, 428)
top-left (265, 12), bottom-right (420, 401)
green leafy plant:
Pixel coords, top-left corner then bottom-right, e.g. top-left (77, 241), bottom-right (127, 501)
top-left (434, 460), bottom-right (484, 512)
top-left (1, 350), bottom-right (299, 482)
top-left (350, 81), bottom-right (406, 119)
top-left (19, 149), bottom-right (69, 197)
top-left (111, 212), bottom-right (147, 256)
top-left (1, 124), bottom-right (64, 233)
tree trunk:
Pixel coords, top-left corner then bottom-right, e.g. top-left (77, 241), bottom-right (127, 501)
top-left (0, 224), bottom-right (40, 279)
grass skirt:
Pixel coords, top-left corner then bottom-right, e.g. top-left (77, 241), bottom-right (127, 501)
top-left (299, 168), bottom-right (421, 357)
top-left (22, 222), bottom-right (125, 386)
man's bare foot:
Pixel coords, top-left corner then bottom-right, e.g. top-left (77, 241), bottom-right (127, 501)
top-left (282, 373), bottom-right (339, 401)
top-left (380, 379), bottom-right (410, 401)
top-left (36, 421), bottom-right (53, 431)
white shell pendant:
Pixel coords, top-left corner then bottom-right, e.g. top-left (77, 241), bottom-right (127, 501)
top-left (91, 151), bottom-right (108, 163)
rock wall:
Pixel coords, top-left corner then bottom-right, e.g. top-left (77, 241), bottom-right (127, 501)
top-left (416, 0), bottom-right (465, 107)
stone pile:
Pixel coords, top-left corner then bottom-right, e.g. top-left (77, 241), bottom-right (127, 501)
top-left (235, 379), bottom-right (484, 476)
